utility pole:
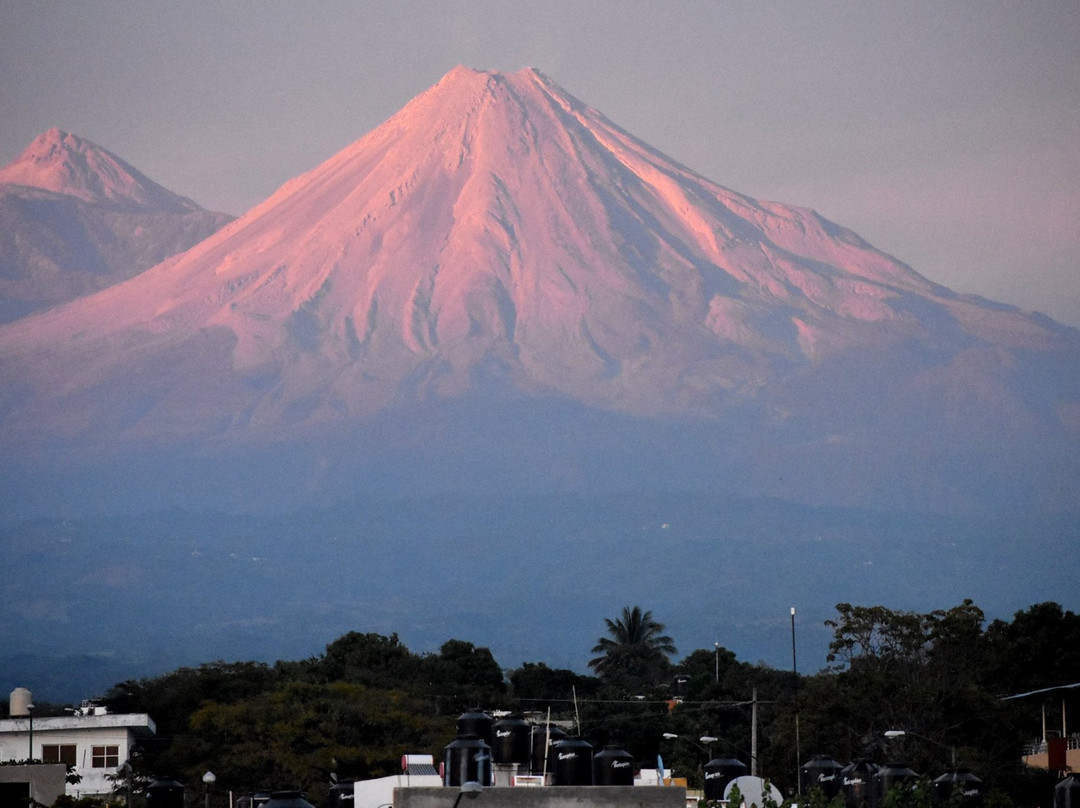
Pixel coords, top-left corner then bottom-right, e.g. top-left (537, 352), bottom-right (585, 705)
top-left (751, 687), bottom-right (758, 776)
top-left (27, 703), bottom-right (35, 761)
top-left (792, 607), bottom-right (802, 795)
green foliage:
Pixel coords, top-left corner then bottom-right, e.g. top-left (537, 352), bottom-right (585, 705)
top-left (880, 779), bottom-right (932, 808)
top-left (508, 662), bottom-right (600, 709)
top-left (801, 787), bottom-right (847, 808)
top-left (312, 631), bottom-right (420, 687)
top-left (986, 602), bottom-right (1080, 694)
top-left (418, 639), bottom-right (507, 714)
top-left (52, 796), bottom-right (122, 808)
top-left (727, 782), bottom-right (743, 808)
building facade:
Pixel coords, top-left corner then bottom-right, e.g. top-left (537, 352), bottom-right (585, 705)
top-left (0, 705), bottom-right (156, 798)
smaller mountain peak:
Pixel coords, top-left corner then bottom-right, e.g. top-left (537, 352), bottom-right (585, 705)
top-left (0, 128), bottom-right (199, 212)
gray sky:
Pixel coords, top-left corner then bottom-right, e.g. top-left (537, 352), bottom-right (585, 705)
top-left (3, 1), bottom-right (1078, 325)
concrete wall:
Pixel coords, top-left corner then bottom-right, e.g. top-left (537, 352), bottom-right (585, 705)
top-left (0, 762), bottom-right (68, 807)
top-left (1022, 747), bottom-right (1080, 771)
top-left (356, 773), bottom-right (444, 808)
top-left (395, 785), bottom-right (688, 808)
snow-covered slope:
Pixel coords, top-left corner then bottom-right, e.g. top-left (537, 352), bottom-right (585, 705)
top-left (0, 128), bottom-right (232, 322)
top-left (0, 68), bottom-right (1077, 513)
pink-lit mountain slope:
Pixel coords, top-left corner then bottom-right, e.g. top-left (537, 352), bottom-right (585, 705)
top-left (0, 128), bottom-right (233, 322)
top-left (1, 68), bottom-right (1077, 514)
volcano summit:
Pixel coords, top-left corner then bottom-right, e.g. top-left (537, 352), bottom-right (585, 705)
top-left (1, 67), bottom-right (1077, 516)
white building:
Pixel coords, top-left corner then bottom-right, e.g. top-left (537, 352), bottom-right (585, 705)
top-left (352, 755), bottom-right (443, 808)
top-left (0, 690), bottom-right (156, 799)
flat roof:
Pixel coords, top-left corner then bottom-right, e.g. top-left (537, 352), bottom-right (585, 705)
top-left (0, 713), bottom-right (156, 737)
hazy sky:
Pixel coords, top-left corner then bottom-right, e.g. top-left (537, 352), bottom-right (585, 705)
top-left (3, 1), bottom-right (1079, 325)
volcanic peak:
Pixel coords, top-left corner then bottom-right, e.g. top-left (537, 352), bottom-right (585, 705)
top-left (1, 67), bottom-right (1075, 434)
top-left (0, 127), bottom-right (200, 212)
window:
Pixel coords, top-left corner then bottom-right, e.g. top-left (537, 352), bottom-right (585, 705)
top-left (42, 744), bottom-right (77, 766)
top-left (91, 745), bottom-right (119, 768)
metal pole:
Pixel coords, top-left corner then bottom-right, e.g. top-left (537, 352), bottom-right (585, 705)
top-left (751, 687), bottom-right (758, 776)
top-left (792, 607), bottom-right (801, 795)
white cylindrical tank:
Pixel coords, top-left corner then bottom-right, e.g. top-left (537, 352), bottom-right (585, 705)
top-left (9, 687), bottom-right (32, 716)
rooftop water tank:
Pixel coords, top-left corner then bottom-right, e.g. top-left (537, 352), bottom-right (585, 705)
top-left (841, 759), bottom-right (877, 808)
top-left (263, 793), bottom-right (315, 808)
top-left (933, 769), bottom-right (983, 808)
top-left (530, 725), bottom-right (567, 774)
top-left (1055, 774), bottom-right (1080, 808)
top-left (491, 716), bottom-right (531, 765)
top-left (444, 735), bottom-right (492, 787)
top-left (145, 778), bottom-right (185, 808)
top-left (324, 781), bottom-right (355, 808)
top-left (549, 738), bottom-right (593, 786)
top-left (594, 745), bottom-right (634, 786)
top-left (802, 755), bottom-right (844, 799)
top-left (874, 763), bottom-right (919, 808)
top-left (456, 709), bottom-right (494, 746)
top-left (703, 756), bottom-right (748, 801)
top-left (9, 688), bottom-right (32, 717)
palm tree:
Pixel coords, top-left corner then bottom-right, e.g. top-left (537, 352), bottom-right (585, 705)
top-left (589, 606), bottom-right (677, 683)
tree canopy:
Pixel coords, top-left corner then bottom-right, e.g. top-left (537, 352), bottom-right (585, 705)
top-left (588, 605), bottom-right (678, 691)
top-left (90, 600), bottom-right (1079, 808)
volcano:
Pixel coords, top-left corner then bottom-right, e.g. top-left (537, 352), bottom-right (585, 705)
top-left (0, 128), bottom-right (233, 323)
top-left (1, 67), bottom-right (1077, 516)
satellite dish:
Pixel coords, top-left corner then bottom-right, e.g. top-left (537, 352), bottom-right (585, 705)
top-left (724, 775), bottom-right (783, 808)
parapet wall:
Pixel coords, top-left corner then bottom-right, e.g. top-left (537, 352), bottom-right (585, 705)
top-left (395, 785), bottom-right (688, 808)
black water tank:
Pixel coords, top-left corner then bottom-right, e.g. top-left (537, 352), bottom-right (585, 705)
top-left (842, 759), bottom-right (877, 808)
top-left (457, 709), bottom-right (494, 746)
top-left (325, 781), bottom-right (355, 808)
top-left (145, 778), bottom-right (185, 808)
top-left (530, 725), bottom-right (568, 774)
top-left (933, 769), bottom-right (983, 808)
top-left (550, 737), bottom-right (594, 786)
top-left (492, 716), bottom-right (532, 765)
top-left (802, 756), bottom-right (844, 799)
top-left (703, 756), bottom-right (748, 800)
top-left (444, 734), bottom-right (492, 787)
top-left (672, 675), bottom-right (691, 699)
top-left (874, 763), bottom-right (919, 808)
top-left (594, 745), bottom-right (635, 786)
top-left (1055, 774), bottom-right (1080, 808)
top-left (264, 793), bottom-right (315, 808)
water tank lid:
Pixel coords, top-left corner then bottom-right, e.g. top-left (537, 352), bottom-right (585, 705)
top-left (263, 793), bottom-right (315, 808)
top-left (459, 708), bottom-right (492, 719)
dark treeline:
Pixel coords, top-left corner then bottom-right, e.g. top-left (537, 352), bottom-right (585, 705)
top-left (83, 600), bottom-right (1080, 807)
